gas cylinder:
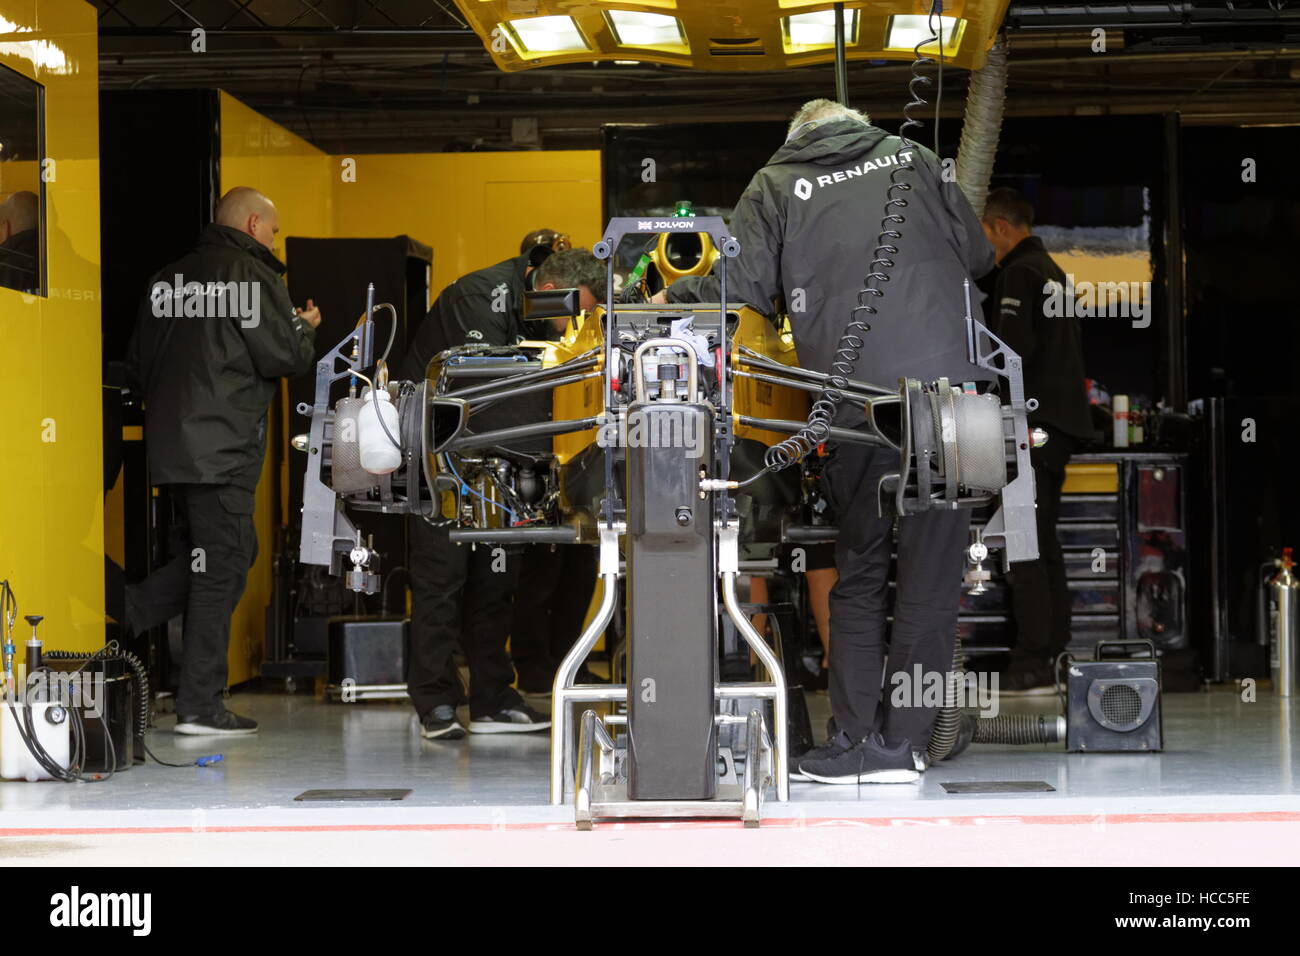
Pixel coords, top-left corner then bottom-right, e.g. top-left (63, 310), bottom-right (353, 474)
top-left (1268, 547), bottom-right (1298, 697)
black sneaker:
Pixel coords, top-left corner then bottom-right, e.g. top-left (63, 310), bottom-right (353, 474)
top-left (468, 704), bottom-right (552, 734)
top-left (789, 729), bottom-right (853, 782)
top-left (798, 732), bottom-right (920, 785)
top-left (174, 710), bottom-right (258, 736)
top-left (420, 704), bottom-right (466, 740)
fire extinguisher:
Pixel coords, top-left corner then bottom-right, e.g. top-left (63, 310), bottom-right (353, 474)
top-left (1267, 548), bottom-right (1299, 697)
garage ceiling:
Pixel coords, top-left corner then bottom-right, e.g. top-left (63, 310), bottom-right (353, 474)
top-left (92, 0), bottom-right (1300, 152)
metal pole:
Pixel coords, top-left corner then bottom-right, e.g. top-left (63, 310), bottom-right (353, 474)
top-left (1162, 111), bottom-right (1187, 411)
top-left (834, 3), bottom-right (849, 105)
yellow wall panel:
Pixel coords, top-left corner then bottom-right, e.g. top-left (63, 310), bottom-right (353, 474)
top-left (329, 151), bottom-right (602, 296)
top-left (154, 96), bottom-right (604, 684)
top-left (217, 91), bottom-right (332, 685)
top-left (0, 0), bottom-right (102, 652)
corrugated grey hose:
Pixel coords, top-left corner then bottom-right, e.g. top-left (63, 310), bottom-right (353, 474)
top-left (973, 714), bottom-right (1063, 745)
top-left (955, 34), bottom-right (1010, 219)
top-left (927, 637), bottom-right (966, 762)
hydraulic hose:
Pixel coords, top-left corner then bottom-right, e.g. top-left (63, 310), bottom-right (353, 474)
top-left (954, 34), bottom-right (1009, 218)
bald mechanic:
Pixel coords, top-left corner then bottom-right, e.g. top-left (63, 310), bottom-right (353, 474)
top-left (125, 187), bottom-right (321, 736)
top-left (0, 191), bottom-right (40, 294)
top-left (660, 99), bottom-right (995, 783)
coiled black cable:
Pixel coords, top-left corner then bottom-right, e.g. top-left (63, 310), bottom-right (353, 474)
top-left (44, 646), bottom-right (150, 745)
top-left (42, 645), bottom-right (194, 768)
top-left (762, 23), bottom-right (941, 474)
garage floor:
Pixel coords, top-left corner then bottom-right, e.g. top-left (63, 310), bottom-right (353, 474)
top-left (2, 686), bottom-right (1298, 865)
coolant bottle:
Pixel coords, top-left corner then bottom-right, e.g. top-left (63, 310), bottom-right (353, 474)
top-left (358, 387), bottom-right (402, 474)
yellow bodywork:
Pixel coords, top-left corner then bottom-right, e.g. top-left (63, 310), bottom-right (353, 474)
top-left (540, 303), bottom-right (808, 466)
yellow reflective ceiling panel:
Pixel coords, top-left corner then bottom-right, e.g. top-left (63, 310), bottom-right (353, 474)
top-left (454, 0), bottom-right (1008, 73)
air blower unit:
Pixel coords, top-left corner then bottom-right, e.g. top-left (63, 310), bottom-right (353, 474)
top-left (1066, 640), bottom-right (1163, 753)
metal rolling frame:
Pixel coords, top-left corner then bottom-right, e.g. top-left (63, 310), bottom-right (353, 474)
top-left (550, 524), bottom-right (624, 806)
top-left (553, 518), bottom-right (790, 820)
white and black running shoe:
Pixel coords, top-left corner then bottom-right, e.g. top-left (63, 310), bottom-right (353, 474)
top-left (468, 704), bottom-right (551, 734)
top-left (789, 730), bottom-right (854, 782)
top-left (174, 710), bottom-right (259, 736)
top-left (421, 704), bottom-right (467, 740)
top-left (798, 732), bottom-right (920, 785)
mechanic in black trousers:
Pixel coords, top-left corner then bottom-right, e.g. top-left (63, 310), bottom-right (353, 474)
top-left (981, 188), bottom-right (1094, 693)
top-left (124, 187), bottom-right (321, 736)
top-left (398, 243), bottom-right (604, 739)
top-left (509, 233), bottom-right (602, 696)
top-left (660, 99), bottom-right (995, 783)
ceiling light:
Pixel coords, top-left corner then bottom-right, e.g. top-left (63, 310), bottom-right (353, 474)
top-left (607, 11), bottom-right (685, 48)
top-left (504, 16), bottom-right (589, 55)
top-left (783, 10), bottom-right (858, 50)
top-left (886, 15), bottom-right (964, 56)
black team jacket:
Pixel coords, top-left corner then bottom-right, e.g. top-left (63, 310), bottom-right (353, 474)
top-left (125, 224), bottom-right (317, 491)
top-left (667, 117), bottom-right (996, 425)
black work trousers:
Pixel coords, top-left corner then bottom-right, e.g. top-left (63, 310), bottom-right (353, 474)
top-left (509, 543), bottom-right (598, 692)
top-left (824, 442), bottom-right (971, 750)
top-left (125, 484), bottom-right (258, 717)
top-left (1006, 428), bottom-right (1077, 674)
top-left (406, 518), bottom-right (523, 720)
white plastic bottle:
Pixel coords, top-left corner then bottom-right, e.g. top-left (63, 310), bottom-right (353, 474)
top-left (358, 387), bottom-right (402, 474)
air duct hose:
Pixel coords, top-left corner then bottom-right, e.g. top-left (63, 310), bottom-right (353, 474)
top-left (973, 713), bottom-right (1065, 745)
top-left (954, 34), bottom-right (1009, 218)
top-left (927, 632), bottom-right (1067, 757)
top-left (927, 637), bottom-right (966, 762)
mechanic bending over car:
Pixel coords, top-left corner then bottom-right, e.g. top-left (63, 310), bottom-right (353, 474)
top-left (397, 239), bottom-right (605, 740)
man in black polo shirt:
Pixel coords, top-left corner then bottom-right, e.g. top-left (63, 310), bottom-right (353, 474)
top-left (981, 187), bottom-right (1094, 693)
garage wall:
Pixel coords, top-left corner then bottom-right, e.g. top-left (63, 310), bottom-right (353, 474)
top-left (328, 150), bottom-right (602, 296)
top-left (0, 0), bottom-right (103, 651)
top-left (209, 97), bottom-right (603, 683)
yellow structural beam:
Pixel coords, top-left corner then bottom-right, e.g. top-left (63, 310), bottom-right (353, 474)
top-left (454, 0), bottom-right (1009, 73)
top-left (0, 0), bottom-right (104, 652)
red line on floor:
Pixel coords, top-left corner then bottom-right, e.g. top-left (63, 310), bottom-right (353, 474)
top-left (2, 810), bottom-right (1299, 836)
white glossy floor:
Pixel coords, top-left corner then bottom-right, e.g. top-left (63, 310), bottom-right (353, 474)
top-left (3, 686), bottom-right (1299, 865)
